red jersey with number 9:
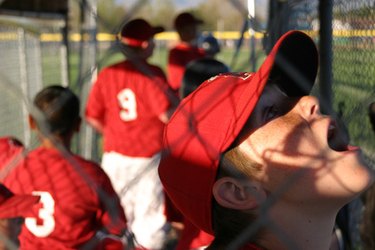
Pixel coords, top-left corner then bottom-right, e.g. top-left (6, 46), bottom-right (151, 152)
top-left (85, 60), bottom-right (171, 157)
top-left (4, 147), bottom-right (127, 249)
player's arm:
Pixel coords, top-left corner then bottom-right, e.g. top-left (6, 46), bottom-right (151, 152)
top-left (0, 218), bottom-right (24, 250)
top-left (86, 116), bottom-right (104, 134)
top-left (85, 71), bottom-right (107, 134)
top-left (158, 104), bottom-right (178, 124)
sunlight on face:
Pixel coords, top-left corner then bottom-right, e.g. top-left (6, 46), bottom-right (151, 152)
top-left (237, 84), bottom-right (373, 206)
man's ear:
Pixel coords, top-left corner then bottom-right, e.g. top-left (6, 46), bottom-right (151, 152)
top-left (212, 177), bottom-right (266, 210)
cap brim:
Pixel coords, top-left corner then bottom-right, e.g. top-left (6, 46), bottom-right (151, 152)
top-left (0, 194), bottom-right (40, 218)
top-left (153, 26), bottom-right (165, 35)
top-left (260, 31), bottom-right (318, 97)
top-left (220, 30), bottom-right (318, 151)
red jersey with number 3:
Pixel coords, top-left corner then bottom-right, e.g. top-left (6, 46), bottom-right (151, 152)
top-left (4, 147), bottom-right (127, 249)
top-left (85, 60), bottom-right (171, 157)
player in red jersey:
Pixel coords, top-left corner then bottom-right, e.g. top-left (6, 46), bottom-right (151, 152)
top-left (159, 31), bottom-right (374, 250)
top-left (167, 12), bottom-right (206, 96)
top-left (0, 136), bottom-right (41, 219)
top-left (0, 137), bottom-right (40, 249)
top-left (4, 86), bottom-right (129, 249)
top-left (85, 19), bottom-right (173, 249)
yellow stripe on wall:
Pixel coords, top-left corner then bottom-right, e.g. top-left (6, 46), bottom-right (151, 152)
top-left (1, 30), bottom-right (374, 42)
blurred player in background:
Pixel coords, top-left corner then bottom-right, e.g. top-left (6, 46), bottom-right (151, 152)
top-left (85, 19), bottom-right (173, 250)
top-left (167, 12), bottom-right (206, 96)
top-left (180, 58), bottom-right (229, 99)
top-left (178, 31), bottom-right (228, 99)
top-left (0, 137), bottom-right (40, 249)
top-left (4, 86), bottom-right (129, 249)
top-left (198, 32), bottom-right (221, 59)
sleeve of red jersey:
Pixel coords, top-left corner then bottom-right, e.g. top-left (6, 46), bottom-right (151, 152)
top-left (0, 137), bottom-right (24, 171)
top-left (85, 70), bottom-right (107, 123)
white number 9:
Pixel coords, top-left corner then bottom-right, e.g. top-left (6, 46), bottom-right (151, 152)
top-left (117, 88), bottom-right (137, 121)
top-left (25, 191), bottom-right (55, 237)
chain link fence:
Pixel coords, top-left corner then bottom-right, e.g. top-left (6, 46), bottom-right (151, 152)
top-left (286, 0), bottom-right (375, 166)
top-left (0, 17), bottom-right (68, 148)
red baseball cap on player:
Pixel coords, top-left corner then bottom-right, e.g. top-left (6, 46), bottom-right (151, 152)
top-left (0, 137), bottom-right (40, 218)
top-left (158, 30), bottom-right (318, 234)
top-left (120, 18), bottom-right (164, 48)
top-left (174, 12), bottom-right (203, 30)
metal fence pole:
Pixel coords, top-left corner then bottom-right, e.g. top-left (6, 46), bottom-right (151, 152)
top-left (319, 0), bottom-right (333, 115)
top-left (248, 0), bottom-right (256, 72)
top-left (17, 28), bottom-right (30, 144)
top-left (60, 40), bottom-right (69, 87)
top-left (77, 0), bottom-right (98, 160)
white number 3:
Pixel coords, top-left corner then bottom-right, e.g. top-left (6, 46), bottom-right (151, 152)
top-left (117, 88), bottom-right (137, 121)
top-left (25, 191), bottom-right (55, 237)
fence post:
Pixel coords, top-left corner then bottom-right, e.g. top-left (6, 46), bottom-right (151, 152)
top-left (17, 28), bottom-right (31, 144)
top-left (77, 0), bottom-right (98, 160)
top-left (319, 0), bottom-right (333, 115)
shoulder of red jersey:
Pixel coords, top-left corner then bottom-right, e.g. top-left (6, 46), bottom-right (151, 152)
top-left (0, 136), bottom-right (24, 171)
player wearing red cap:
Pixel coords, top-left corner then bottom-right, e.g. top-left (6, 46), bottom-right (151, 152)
top-left (85, 19), bottom-right (173, 249)
top-left (4, 86), bottom-right (128, 249)
top-left (167, 12), bottom-right (206, 96)
top-left (159, 31), bottom-right (374, 249)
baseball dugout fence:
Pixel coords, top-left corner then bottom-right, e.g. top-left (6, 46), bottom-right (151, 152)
top-left (0, 0), bottom-right (374, 249)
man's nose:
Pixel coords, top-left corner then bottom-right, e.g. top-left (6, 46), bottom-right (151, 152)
top-left (295, 95), bottom-right (321, 121)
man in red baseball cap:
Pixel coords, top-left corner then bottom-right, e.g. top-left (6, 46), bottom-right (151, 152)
top-left (167, 12), bottom-right (206, 96)
top-left (159, 30), bottom-right (374, 249)
top-left (120, 18), bottom-right (164, 49)
top-left (86, 18), bottom-right (174, 249)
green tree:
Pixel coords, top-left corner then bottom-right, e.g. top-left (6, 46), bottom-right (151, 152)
top-left (68, 0), bottom-right (81, 32)
top-left (97, 0), bottom-right (126, 33)
top-left (152, 0), bottom-right (176, 30)
top-left (196, 0), bottom-right (246, 31)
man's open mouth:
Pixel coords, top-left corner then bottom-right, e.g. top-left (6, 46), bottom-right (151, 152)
top-left (327, 120), bottom-right (350, 152)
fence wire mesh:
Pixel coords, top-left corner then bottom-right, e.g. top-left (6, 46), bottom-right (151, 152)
top-left (0, 0), bottom-right (374, 249)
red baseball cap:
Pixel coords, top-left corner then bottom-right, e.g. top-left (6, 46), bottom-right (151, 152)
top-left (120, 18), bottom-right (164, 47)
top-left (0, 137), bottom-right (40, 218)
top-left (158, 30), bottom-right (318, 234)
top-left (174, 12), bottom-right (203, 30)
